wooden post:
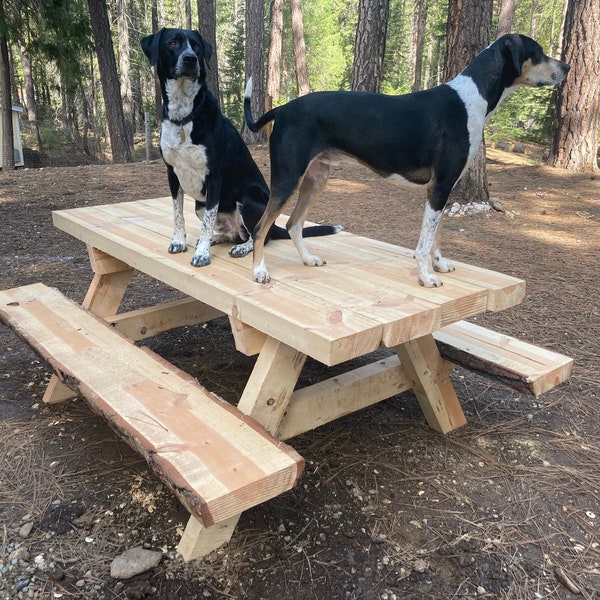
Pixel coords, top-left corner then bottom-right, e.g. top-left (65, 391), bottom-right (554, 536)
top-left (395, 335), bottom-right (466, 434)
top-left (145, 111), bottom-right (152, 161)
top-left (237, 337), bottom-right (306, 434)
top-left (177, 514), bottom-right (241, 562)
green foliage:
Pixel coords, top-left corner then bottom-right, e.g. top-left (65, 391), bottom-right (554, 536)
top-left (486, 87), bottom-right (557, 143)
top-left (304, 0), bottom-right (354, 92)
top-left (33, 0), bottom-right (93, 95)
top-left (3, 0), bottom-right (570, 165)
top-left (217, 0), bottom-right (246, 127)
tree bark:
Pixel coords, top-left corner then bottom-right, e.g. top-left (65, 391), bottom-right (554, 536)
top-left (496, 0), bottom-right (515, 37)
top-left (410, 0), bottom-right (427, 92)
top-left (352, 0), bottom-right (389, 92)
top-left (197, 0), bottom-right (220, 102)
top-left (0, 0), bottom-right (14, 170)
top-left (117, 0), bottom-right (133, 144)
top-left (266, 0), bottom-right (283, 112)
top-left (150, 1), bottom-right (161, 125)
top-left (243, 0), bottom-right (265, 143)
top-left (444, 0), bottom-right (493, 205)
top-left (87, 0), bottom-right (133, 163)
top-left (548, 0), bottom-right (599, 172)
top-left (291, 0), bottom-right (309, 96)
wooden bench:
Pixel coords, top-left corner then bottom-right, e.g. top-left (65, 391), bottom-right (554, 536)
top-left (0, 283), bottom-right (304, 561)
top-left (433, 320), bottom-right (573, 396)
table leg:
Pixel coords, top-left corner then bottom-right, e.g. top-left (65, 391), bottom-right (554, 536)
top-left (237, 336), bottom-right (307, 435)
top-left (395, 334), bottom-right (467, 434)
top-left (82, 247), bottom-right (133, 317)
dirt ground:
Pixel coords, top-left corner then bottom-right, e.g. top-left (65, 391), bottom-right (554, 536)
top-left (0, 145), bottom-right (599, 600)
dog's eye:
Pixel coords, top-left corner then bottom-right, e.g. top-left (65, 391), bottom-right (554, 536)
top-left (168, 40), bottom-right (179, 49)
top-left (193, 44), bottom-right (201, 52)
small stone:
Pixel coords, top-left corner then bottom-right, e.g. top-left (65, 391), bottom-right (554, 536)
top-left (412, 558), bottom-right (428, 573)
top-left (8, 547), bottom-right (30, 562)
top-left (489, 197), bottom-right (504, 212)
top-left (19, 522), bottom-right (34, 538)
top-left (110, 547), bottom-right (162, 579)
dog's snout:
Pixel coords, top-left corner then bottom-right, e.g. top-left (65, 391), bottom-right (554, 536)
top-left (182, 52), bottom-right (198, 65)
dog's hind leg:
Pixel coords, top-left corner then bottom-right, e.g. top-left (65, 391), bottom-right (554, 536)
top-left (287, 159), bottom-right (330, 267)
top-left (252, 197), bottom-right (288, 283)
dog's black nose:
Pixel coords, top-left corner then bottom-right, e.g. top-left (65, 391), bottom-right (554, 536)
top-left (182, 53), bottom-right (197, 64)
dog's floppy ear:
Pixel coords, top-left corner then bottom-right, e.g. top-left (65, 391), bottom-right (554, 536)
top-left (202, 36), bottom-right (213, 66)
top-left (192, 31), bottom-right (213, 69)
top-left (503, 34), bottom-right (523, 76)
top-left (140, 28), bottom-right (164, 67)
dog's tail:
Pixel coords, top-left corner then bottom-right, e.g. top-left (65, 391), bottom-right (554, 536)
top-left (244, 78), bottom-right (279, 132)
top-left (270, 224), bottom-right (343, 240)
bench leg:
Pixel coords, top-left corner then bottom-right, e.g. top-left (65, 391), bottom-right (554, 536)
top-left (177, 514), bottom-right (241, 562)
top-left (42, 376), bottom-right (78, 404)
top-left (395, 335), bottom-right (466, 434)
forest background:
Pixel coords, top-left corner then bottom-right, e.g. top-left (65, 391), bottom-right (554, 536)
top-left (0, 0), bottom-right (597, 173)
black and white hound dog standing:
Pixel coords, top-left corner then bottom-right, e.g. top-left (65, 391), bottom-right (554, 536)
top-left (244, 34), bottom-right (570, 287)
top-left (140, 28), bottom-right (339, 268)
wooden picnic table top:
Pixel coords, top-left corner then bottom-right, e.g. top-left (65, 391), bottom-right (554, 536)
top-left (53, 197), bottom-right (525, 366)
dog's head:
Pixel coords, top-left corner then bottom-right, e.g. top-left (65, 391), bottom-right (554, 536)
top-left (141, 28), bottom-right (212, 83)
top-left (498, 34), bottom-right (570, 87)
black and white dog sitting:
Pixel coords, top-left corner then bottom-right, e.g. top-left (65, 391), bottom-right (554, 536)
top-left (244, 34), bottom-right (569, 287)
top-left (140, 28), bottom-right (339, 267)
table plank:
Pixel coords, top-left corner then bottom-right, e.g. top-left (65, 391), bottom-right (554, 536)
top-left (53, 199), bottom-right (525, 366)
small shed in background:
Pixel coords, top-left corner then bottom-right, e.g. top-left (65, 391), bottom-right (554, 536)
top-left (0, 105), bottom-right (24, 167)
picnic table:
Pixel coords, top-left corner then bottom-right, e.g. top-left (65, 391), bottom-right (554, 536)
top-left (0, 197), bottom-right (572, 561)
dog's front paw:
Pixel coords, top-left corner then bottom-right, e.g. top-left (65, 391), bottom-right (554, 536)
top-left (303, 255), bottom-right (326, 267)
top-left (433, 257), bottom-right (455, 273)
top-left (418, 273), bottom-right (443, 288)
top-left (191, 251), bottom-right (211, 267)
top-left (253, 267), bottom-right (271, 284)
top-left (168, 241), bottom-right (187, 254)
top-left (230, 240), bottom-right (253, 258)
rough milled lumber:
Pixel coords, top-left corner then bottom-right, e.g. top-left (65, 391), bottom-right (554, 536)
top-left (0, 284), bottom-right (304, 529)
top-left (433, 321), bottom-right (573, 396)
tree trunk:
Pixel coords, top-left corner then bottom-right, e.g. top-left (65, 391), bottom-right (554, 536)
top-left (0, 0), bottom-right (14, 170)
top-left (197, 0), bottom-right (220, 102)
top-left (151, 1), bottom-right (161, 126)
top-left (291, 0), bottom-right (309, 96)
top-left (548, 0), bottom-right (599, 172)
top-left (496, 0), bottom-right (515, 37)
top-left (185, 0), bottom-right (192, 29)
top-left (352, 0), bottom-right (389, 92)
top-left (243, 0), bottom-right (265, 143)
top-left (19, 44), bottom-right (36, 122)
top-left (117, 0), bottom-right (134, 145)
top-left (87, 0), bottom-right (133, 163)
top-left (410, 0), bottom-right (427, 92)
top-left (266, 0), bottom-right (283, 112)
top-left (444, 0), bottom-right (493, 205)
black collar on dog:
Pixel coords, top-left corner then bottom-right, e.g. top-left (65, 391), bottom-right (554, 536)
top-left (168, 92), bottom-right (206, 128)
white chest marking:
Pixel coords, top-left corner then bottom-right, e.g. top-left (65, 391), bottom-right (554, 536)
top-left (446, 75), bottom-right (488, 164)
top-left (161, 79), bottom-right (209, 201)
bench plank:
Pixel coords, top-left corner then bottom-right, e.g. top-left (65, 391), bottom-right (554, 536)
top-left (434, 321), bottom-right (573, 396)
top-left (0, 284), bottom-right (303, 528)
